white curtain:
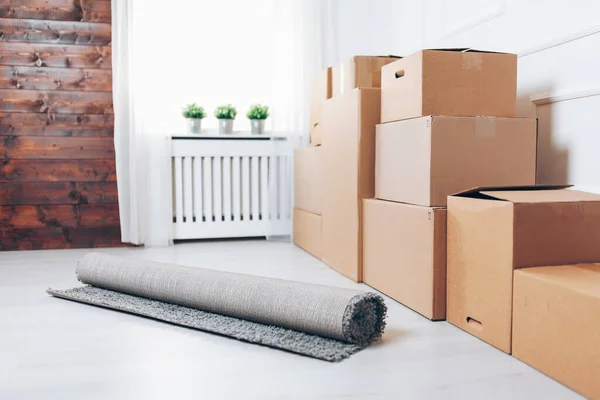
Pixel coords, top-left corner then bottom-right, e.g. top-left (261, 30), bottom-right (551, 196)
top-left (111, 0), bottom-right (334, 245)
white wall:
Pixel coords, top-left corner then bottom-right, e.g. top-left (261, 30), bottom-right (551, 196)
top-left (333, 0), bottom-right (600, 190)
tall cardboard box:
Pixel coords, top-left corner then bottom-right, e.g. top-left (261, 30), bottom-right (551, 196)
top-left (294, 147), bottom-right (322, 215)
top-left (310, 67), bottom-right (332, 146)
top-left (293, 208), bottom-right (322, 259)
top-left (375, 116), bottom-right (537, 207)
top-left (381, 49), bottom-right (517, 123)
top-left (363, 199), bottom-right (446, 320)
top-left (321, 88), bottom-right (380, 282)
top-left (332, 56), bottom-right (398, 97)
top-left (513, 265), bottom-right (600, 399)
top-left (447, 186), bottom-right (600, 353)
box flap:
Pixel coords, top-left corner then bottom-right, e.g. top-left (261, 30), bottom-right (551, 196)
top-left (424, 48), bottom-right (514, 55)
top-left (354, 55), bottom-right (402, 59)
top-left (480, 189), bottom-right (600, 203)
top-left (451, 185), bottom-right (571, 199)
top-left (517, 264), bottom-right (600, 299)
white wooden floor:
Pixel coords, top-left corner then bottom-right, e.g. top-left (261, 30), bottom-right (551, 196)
top-left (0, 240), bottom-right (580, 400)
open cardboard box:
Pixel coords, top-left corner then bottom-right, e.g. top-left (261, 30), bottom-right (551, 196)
top-left (447, 185), bottom-right (600, 353)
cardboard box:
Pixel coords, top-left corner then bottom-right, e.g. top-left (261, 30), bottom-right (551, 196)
top-left (293, 208), bottom-right (322, 259)
top-left (381, 49), bottom-right (517, 123)
top-left (321, 88), bottom-right (380, 282)
top-left (447, 185), bottom-right (600, 353)
top-left (513, 265), bottom-right (600, 399)
top-left (294, 147), bottom-right (322, 215)
top-left (332, 56), bottom-right (399, 97)
top-left (363, 199), bottom-right (446, 320)
top-left (310, 67), bottom-right (332, 146)
top-left (375, 116), bottom-right (537, 207)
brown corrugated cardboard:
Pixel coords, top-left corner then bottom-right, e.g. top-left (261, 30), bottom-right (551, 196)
top-left (375, 116), bottom-right (537, 207)
top-left (310, 67), bottom-right (332, 146)
top-left (293, 208), bottom-right (322, 259)
top-left (381, 49), bottom-right (517, 123)
top-left (321, 88), bottom-right (380, 282)
top-left (294, 147), bottom-right (322, 215)
top-left (363, 199), bottom-right (446, 320)
top-left (447, 185), bottom-right (600, 353)
top-left (513, 265), bottom-right (600, 399)
top-left (332, 56), bottom-right (399, 97)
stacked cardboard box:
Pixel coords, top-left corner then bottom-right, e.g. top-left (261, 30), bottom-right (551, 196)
top-left (331, 56), bottom-right (399, 97)
top-left (294, 66), bottom-right (331, 257)
top-left (363, 49), bottom-right (538, 320)
top-left (320, 56), bottom-right (398, 282)
top-left (293, 147), bottom-right (323, 259)
top-left (296, 56), bottom-right (397, 269)
top-left (309, 68), bottom-right (332, 146)
top-left (296, 49), bottom-right (600, 399)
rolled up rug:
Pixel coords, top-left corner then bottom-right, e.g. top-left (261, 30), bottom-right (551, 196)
top-left (48, 253), bottom-right (387, 362)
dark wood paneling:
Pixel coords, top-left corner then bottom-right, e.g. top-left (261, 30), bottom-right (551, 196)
top-left (0, 18), bottom-right (111, 45)
top-left (0, 42), bottom-right (111, 69)
top-left (0, 203), bottom-right (120, 229)
top-left (1, 181), bottom-right (118, 205)
top-left (0, 225), bottom-right (122, 250)
top-left (0, 66), bottom-right (112, 91)
top-left (0, 159), bottom-right (117, 181)
top-left (0, 89), bottom-right (113, 114)
top-left (1, 136), bottom-right (114, 159)
top-left (1, 1), bottom-right (121, 251)
top-left (0, 112), bottom-right (113, 136)
top-left (0, 203), bottom-right (121, 249)
top-left (0, 0), bottom-right (111, 23)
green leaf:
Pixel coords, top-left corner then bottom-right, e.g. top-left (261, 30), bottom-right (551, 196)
top-left (214, 104), bottom-right (237, 119)
top-left (183, 103), bottom-right (206, 119)
top-left (246, 104), bottom-right (269, 120)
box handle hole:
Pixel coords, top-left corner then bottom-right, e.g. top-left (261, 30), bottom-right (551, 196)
top-left (395, 69), bottom-right (405, 79)
top-left (466, 316), bottom-right (483, 330)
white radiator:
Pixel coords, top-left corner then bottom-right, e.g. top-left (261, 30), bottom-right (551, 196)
top-left (171, 136), bottom-right (294, 239)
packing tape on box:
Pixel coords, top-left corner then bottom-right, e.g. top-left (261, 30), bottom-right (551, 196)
top-left (475, 116), bottom-right (496, 137)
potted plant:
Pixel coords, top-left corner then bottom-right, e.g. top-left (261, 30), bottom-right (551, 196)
top-left (247, 104), bottom-right (269, 135)
top-left (214, 104), bottom-right (237, 134)
top-left (183, 103), bottom-right (206, 134)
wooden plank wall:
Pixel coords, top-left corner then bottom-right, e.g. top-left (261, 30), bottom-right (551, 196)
top-left (0, 0), bottom-right (123, 250)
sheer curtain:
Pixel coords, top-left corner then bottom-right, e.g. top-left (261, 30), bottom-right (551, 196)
top-left (112, 0), bottom-right (334, 245)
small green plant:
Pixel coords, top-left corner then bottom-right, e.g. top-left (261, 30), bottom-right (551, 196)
top-left (247, 104), bottom-right (269, 120)
top-left (182, 103), bottom-right (206, 119)
top-left (214, 104), bottom-right (237, 119)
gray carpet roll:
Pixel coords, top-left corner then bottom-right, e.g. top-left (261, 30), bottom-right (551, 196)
top-left (49, 253), bottom-right (386, 360)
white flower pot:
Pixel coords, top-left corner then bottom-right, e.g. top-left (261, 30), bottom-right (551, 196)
top-left (187, 118), bottom-right (202, 134)
top-left (218, 119), bottom-right (234, 134)
top-left (250, 119), bottom-right (265, 135)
